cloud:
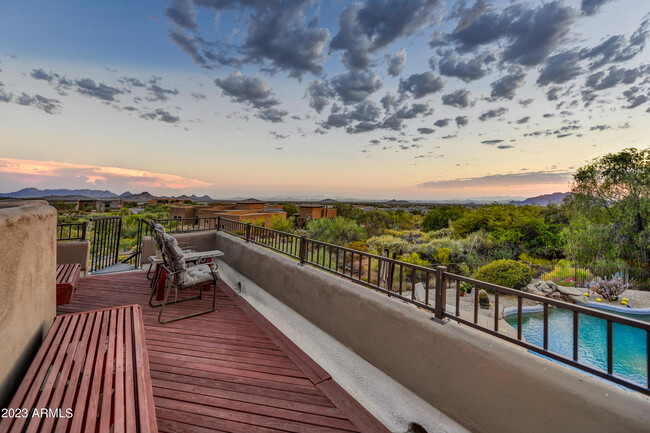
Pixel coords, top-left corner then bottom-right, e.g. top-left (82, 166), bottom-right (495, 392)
top-left (622, 87), bottom-right (648, 109)
top-left (478, 107), bottom-right (507, 121)
top-left (581, 0), bottom-right (613, 16)
top-left (398, 71), bottom-right (444, 98)
top-left (146, 79), bottom-right (179, 102)
top-left (15, 93), bottom-right (61, 114)
top-left (322, 111), bottom-right (351, 129)
top-left (581, 19), bottom-right (649, 69)
top-left (30, 69), bottom-right (56, 82)
top-left (165, 0), bottom-right (198, 31)
top-left (387, 48), bottom-right (407, 77)
top-left (350, 100), bottom-right (381, 122)
top-left (489, 66), bottom-right (526, 100)
top-left (168, 1), bottom-right (328, 78)
top-left (481, 139), bottom-right (503, 145)
top-left (331, 70), bottom-right (382, 104)
top-left (191, 92), bottom-right (206, 100)
top-left (305, 79), bottom-right (334, 113)
top-left (270, 131), bottom-right (289, 139)
top-left (536, 50), bottom-right (583, 86)
top-left (330, 0), bottom-right (441, 69)
top-left (74, 78), bottom-right (124, 101)
top-left (585, 65), bottom-right (646, 90)
top-left (450, 1), bottom-right (576, 67)
top-left (418, 170), bottom-right (572, 188)
top-left (0, 158), bottom-right (210, 190)
top-left (590, 124), bottom-right (611, 131)
top-left (140, 108), bottom-right (180, 123)
top-left (516, 116), bottom-right (530, 124)
top-left (434, 118), bottom-right (450, 127)
top-left (215, 71), bottom-right (280, 108)
top-left (256, 107), bottom-right (288, 123)
top-left (441, 88), bottom-right (472, 108)
top-left (546, 86), bottom-right (562, 101)
top-left (417, 127), bottom-right (435, 134)
top-left (455, 116), bottom-right (469, 127)
top-left (436, 50), bottom-right (493, 82)
top-left (497, 145), bottom-right (514, 149)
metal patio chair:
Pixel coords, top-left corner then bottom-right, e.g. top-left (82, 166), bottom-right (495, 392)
top-left (149, 228), bottom-right (219, 324)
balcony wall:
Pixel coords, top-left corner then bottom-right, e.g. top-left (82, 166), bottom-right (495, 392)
top-left (212, 231), bottom-right (650, 433)
top-left (0, 201), bottom-right (57, 408)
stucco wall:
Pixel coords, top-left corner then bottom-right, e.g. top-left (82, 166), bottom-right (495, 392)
top-left (56, 240), bottom-right (90, 276)
top-left (0, 201), bottom-right (57, 408)
top-left (213, 231), bottom-right (650, 433)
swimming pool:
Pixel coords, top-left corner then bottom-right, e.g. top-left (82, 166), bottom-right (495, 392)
top-left (504, 305), bottom-right (649, 388)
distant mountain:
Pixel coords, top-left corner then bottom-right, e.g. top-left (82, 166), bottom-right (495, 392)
top-left (119, 191), bottom-right (133, 198)
top-left (510, 192), bottom-right (569, 206)
top-left (384, 199), bottom-right (410, 205)
top-left (120, 191), bottom-right (156, 202)
top-left (0, 188), bottom-right (118, 198)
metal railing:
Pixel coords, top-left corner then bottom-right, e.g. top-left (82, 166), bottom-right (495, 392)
top-left (214, 217), bottom-right (650, 395)
top-left (130, 216), bottom-right (650, 395)
top-left (56, 222), bottom-right (87, 241)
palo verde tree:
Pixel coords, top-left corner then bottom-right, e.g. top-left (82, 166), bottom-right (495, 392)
top-left (563, 147), bottom-right (649, 268)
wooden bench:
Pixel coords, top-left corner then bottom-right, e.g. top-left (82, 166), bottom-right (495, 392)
top-left (0, 305), bottom-right (158, 433)
top-left (55, 263), bottom-right (81, 306)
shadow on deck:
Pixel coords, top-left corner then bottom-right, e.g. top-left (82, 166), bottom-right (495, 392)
top-left (57, 271), bottom-right (388, 433)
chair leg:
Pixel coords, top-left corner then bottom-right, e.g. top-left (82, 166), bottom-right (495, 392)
top-left (158, 276), bottom-right (218, 324)
top-left (146, 262), bottom-right (154, 280)
top-left (150, 278), bottom-right (201, 308)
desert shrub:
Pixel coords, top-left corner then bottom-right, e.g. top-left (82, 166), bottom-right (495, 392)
top-left (306, 217), bottom-right (365, 245)
top-left (397, 252), bottom-right (431, 267)
top-left (367, 235), bottom-right (409, 255)
top-left (269, 214), bottom-right (293, 231)
top-left (422, 205), bottom-right (467, 232)
top-left (475, 260), bottom-right (532, 290)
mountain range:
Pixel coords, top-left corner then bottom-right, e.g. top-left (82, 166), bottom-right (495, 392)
top-left (0, 188), bottom-right (569, 205)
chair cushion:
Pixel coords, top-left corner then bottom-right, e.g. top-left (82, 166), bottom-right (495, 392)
top-left (162, 234), bottom-right (185, 272)
top-left (180, 264), bottom-right (215, 288)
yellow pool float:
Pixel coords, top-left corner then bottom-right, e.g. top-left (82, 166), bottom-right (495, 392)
top-left (621, 300), bottom-right (628, 305)
top-left (596, 298), bottom-right (602, 302)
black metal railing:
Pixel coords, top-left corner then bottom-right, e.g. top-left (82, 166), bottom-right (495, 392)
top-left (131, 216), bottom-right (650, 395)
top-left (89, 216), bottom-right (122, 272)
top-left (56, 222), bottom-right (87, 241)
top-left (441, 270), bottom-right (650, 395)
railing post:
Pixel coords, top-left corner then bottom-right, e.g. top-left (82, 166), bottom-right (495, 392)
top-left (82, 221), bottom-right (87, 240)
top-left (434, 266), bottom-right (448, 323)
top-left (217, 216), bottom-right (221, 231)
top-left (299, 235), bottom-right (307, 265)
top-left (245, 223), bottom-right (251, 242)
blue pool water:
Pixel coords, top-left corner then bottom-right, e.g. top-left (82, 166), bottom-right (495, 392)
top-left (504, 307), bottom-right (649, 387)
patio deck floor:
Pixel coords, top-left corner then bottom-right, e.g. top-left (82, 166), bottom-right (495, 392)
top-left (56, 271), bottom-right (388, 433)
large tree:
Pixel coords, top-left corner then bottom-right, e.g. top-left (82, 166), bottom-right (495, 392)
top-left (563, 147), bottom-right (649, 267)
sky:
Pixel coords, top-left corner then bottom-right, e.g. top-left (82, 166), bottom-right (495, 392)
top-left (0, 0), bottom-right (648, 200)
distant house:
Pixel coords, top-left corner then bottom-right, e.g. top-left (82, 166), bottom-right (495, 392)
top-left (298, 204), bottom-right (336, 226)
top-left (170, 198), bottom-right (286, 226)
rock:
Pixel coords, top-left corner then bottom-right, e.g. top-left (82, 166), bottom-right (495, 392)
top-left (538, 282), bottom-right (550, 292)
top-left (547, 281), bottom-right (558, 290)
top-left (478, 289), bottom-right (490, 309)
top-left (523, 284), bottom-right (537, 293)
top-left (548, 292), bottom-right (564, 300)
top-left (556, 285), bottom-right (583, 297)
top-left (540, 285), bottom-right (554, 295)
top-left (568, 294), bottom-right (588, 304)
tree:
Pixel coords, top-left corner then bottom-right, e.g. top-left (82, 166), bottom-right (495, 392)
top-left (564, 147), bottom-right (649, 267)
top-left (422, 205), bottom-right (467, 232)
top-left (306, 217), bottom-right (365, 245)
top-left (281, 203), bottom-right (299, 216)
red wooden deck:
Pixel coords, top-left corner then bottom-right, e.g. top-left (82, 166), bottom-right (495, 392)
top-left (56, 271), bottom-right (389, 433)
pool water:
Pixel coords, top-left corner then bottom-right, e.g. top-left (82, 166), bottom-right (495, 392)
top-left (505, 307), bottom-right (649, 387)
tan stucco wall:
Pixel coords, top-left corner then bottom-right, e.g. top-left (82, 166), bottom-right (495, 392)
top-left (213, 231), bottom-right (650, 433)
top-left (0, 201), bottom-right (57, 408)
top-left (56, 240), bottom-right (90, 276)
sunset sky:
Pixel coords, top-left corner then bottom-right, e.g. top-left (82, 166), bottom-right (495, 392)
top-left (0, 0), bottom-right (648, 200)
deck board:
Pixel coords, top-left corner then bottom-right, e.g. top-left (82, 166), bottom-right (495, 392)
top-left (56, 271), bottom-right (389, 433)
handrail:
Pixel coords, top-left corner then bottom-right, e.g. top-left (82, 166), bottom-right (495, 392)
top-left (138, 215), bottom-right (650, 395)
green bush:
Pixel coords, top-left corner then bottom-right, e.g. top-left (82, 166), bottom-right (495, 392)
top-left (306, 217), bottom-right (365, 245)
top-left (475, 260), bottom-right (532, 290)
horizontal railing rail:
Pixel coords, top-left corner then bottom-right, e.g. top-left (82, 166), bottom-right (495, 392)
top-left (56, 222), bottom-right (87, 241)
top-left (142, 216), bottom-right (650, 395)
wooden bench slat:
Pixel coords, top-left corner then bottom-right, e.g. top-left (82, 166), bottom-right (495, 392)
top-left (53, 311), bottom-right (98, 433)
top-left (56, 263), bottom-right (81, 305)
top-left (26, 315), bottom-right (83, 433)
top-left (114, 307), bottom-right (126, 433)
top-left (84, 310), bottom-right (110, 432)
top-left (124, 309), bottom-right (137, 433)
top-left (99, 309), bottom-right (118, 433)
top-left (3, 316), bottom-right (73, 433)
top-left (133, 305), bottom-right (156, 432)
